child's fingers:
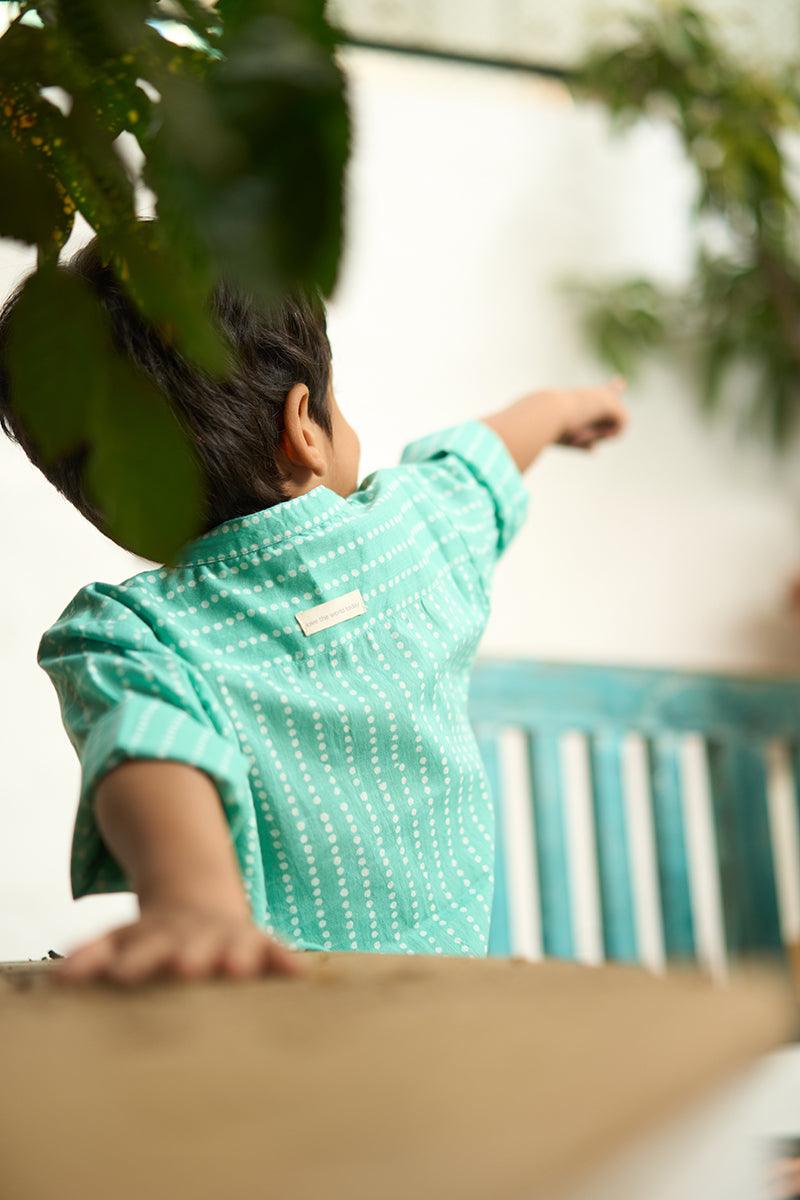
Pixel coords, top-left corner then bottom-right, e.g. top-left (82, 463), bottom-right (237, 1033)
top-left (106, 932), bottom-right (175, 984)
top-left (264, 937), bottom-right (304, 976)
top-left (598, 413), bottom-right (626, 436)
top-left (55, 934), bottom-right (117, 982)
top-left (217, 931), bottom-right (301, 978)
top-left (171, 930), bottom-right (230, 979)
top-left (598, 381), bottom-right (629, 430)
top-left (220, 931), bottom-right (268, 978)
top-left (54, 923), bottom-right (299, 985)
top-left (592, 403), bottom-right (628, 439)
top-left (563, 416), bottom-right (623, 449)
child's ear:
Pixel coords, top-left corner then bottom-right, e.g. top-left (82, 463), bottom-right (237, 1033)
top-left (281, 383), bottom-right (326, 475)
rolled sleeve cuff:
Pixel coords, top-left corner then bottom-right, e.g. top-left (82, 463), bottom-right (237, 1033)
top-left (401, 420), bottom-right (529, 553)
top-left (71, 695), bottom-right (253, 900)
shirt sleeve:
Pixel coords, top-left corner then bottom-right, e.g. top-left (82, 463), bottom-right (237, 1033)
top-left (38, 583), bottom-right (255, 904)
top-left (400, 420), bottom-right (529, 591)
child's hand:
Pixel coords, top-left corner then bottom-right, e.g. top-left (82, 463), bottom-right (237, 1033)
top-left (555, 377), bottom-right (629, 450)
top-left (54, 904), bottom-right (302, 985)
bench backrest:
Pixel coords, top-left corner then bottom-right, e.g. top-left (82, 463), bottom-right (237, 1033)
top-left (469, 660), bottom-right (800, 973)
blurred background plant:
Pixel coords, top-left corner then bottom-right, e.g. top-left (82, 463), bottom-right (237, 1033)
top-left (0, 0), bottom-right (349, 561)
top-left (573, 1), bottom-right (800, 451)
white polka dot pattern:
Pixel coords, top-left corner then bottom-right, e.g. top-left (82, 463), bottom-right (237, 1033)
top-left (38, 421), bottom-right (529, 956)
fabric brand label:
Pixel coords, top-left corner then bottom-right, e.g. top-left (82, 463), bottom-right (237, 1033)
top-left (295, 589), bottom-right (367, 637)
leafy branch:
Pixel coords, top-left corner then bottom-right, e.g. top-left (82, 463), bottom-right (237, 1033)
top-left (572, 2), bottom-right (800, 449)
top-left (0, 0), bottom-right (350, 560)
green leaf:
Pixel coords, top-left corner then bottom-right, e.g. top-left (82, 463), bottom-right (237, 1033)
top-left (59, 97), bottom-right (136, 228)
top-left (85, 60), bottom-right (155, 141)
top-left (0, 79), bottom-right (70, 168)
top-left (85, 358), bottom-right (205, 564)
top-left (1, 0), bottom-right (350, 556)
top-left (699, 336), bottom-right (734, 413)
top-left (144, 27), bottom-right (217, 82)
top-left (211, 8), bottom-right (349, 296)
top-left (215, 0), bottom-right (272, 37)
top-left (155, 0), bottom-right (222, 40)
top-left (0, 129), bottom-right (65, 246)
top-left (108, 224), bottom-right (230, 375)
top-left (0, 76), bottom-right (133, 241)
top-left (0, 17), bottom-right (154, 140)
top-left (0, 18), bottom-right (90, 89)
top-left (6, 265), bottom-right (206, 562)
top-left (5, 267), bottom-right (110, 461)
top-left (146, 3), bottom-right (349, 300)
top-left (51, 0), bottom-right (152, 66)
top-left (215, 0), bottom-right (340, 47)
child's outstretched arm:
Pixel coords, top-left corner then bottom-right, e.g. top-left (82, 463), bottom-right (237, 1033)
top-left (482, 378), bottom-right (628, 471)
top-left (56, 761), bottom-right (300, 985)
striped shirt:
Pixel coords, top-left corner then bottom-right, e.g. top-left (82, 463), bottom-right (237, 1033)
top-left (39, 421), bottom-right (529, 955)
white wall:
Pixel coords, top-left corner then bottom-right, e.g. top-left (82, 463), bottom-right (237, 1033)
top-left (2, 46), bottom-right (799, 961)
top-left (332, 0), bottom-right (800, 70)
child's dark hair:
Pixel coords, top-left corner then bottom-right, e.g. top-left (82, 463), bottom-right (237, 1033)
top-left (0, 237), bottom-right (333, 538)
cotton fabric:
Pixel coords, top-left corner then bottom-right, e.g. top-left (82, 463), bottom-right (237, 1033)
top-left (40, 421), bottom-right (528, 954)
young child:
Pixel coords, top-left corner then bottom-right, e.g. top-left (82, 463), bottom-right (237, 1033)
top-left (0, 239), bottom-right (627, 983)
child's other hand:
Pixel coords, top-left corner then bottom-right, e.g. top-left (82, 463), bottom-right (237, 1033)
top-left (555, 377), bottom-right (629, 450)
top-left (54, 904), bottom-right (302, 985)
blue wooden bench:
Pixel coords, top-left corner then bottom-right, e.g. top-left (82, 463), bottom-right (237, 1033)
top-left (470, 660), bottom-right (800, 971)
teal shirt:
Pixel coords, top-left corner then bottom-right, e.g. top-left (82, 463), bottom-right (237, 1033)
top-left (40, 421), bottom-right (529, 955)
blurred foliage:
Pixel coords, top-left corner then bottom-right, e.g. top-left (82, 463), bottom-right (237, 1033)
top-left (573, 2), bottom-right (800, 449)
top-left (0, 0), bottom-right (349, 561)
